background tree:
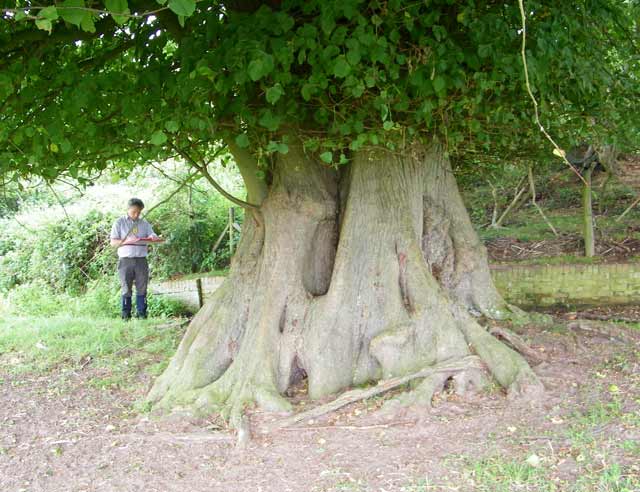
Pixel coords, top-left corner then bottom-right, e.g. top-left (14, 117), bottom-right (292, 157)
top-left (2, 0), bottom-right (639, 424)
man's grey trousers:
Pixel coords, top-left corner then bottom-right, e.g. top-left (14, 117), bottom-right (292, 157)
top-left (117, 257), bottom-right (149, 296)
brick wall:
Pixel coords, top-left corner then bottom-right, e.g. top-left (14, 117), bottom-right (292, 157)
top-left (149, 275), bottom-right (225, 311)
top-left (491, 262), bottom-right (640, 307)
top-left (150, 262), bottom-right (640, 310)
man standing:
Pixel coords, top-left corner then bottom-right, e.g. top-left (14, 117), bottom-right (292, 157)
top-left (110, 198), bottom-right (159, 320)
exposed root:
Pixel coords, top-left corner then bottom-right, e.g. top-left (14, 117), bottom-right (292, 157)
top-left (452, 366), bottom-right (489, 397)
top-left (381, 372), bottom-right (451, 411)
top-left (480, 302), bottom-right (552, 328)
top-left (192, 373), bottom-right (293, 428)
top-left (235, 413), bottom-right (252, 450)
top-left (455, 311), bottom-right (544, 401)
top-left (489, 325), bottom-right (546, 365)
top-left (266, 356), bottom-right (484, 431)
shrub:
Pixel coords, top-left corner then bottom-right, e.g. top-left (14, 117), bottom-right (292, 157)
top-left (0, 168), bottom-right (241, 317)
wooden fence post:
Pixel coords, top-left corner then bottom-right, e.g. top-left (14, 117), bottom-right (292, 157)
top-left (196, 278), bottom-right (204, 308)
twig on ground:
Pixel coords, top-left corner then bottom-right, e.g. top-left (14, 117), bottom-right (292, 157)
top-left (577, 313), bottom-right (638, 323)
top-left (278, 421), bottom-right (415, 431)
top-left (616, 195), bottom-right (640, 222)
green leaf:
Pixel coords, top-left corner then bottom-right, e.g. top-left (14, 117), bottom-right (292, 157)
top-left (35, 6), bottom-right (58, 32)
top-left (248, 60), bottom-right (263, 81)
top-left (235, 134), bottom-right (250, 148)
top-left (248, 55), bottom-right (274, 82)
top-left (165, 120), bottom-right (180, 133)
top-left (105, 0), bottom-right (130, 25)
top-left (40, 6), bottom-right (59, 20)
top-left (301, 83), bottom-right (314, 101)
top-left (333, 56), bottom-right (351, 78)
top-left (258, 110), bottom-right (281, 132)
top-left (350, 80), bottom-right (365, 98)
top-left (60, 0), bottom-right (85, 26)
top-left (150, 131), bottom-right (167, 146)
top-left (266, 141), bottom-right (289, 154)
top-left (196, 65), bottom-right (215, 78)
top-left (320, 151), bottom-right (333, 163)
top-left (35, 19), bottom-right (53, 32)
top-left (14, 10), bottom-right (27, 21)
top-left (168, 0), bottom-right (195, 17)
top-left (346, 48), bottom-right (361, 66)
top-left (433, 75), bottom-right (446, 94)
top-left (478, 44), bottom-right (492, 59)
top-left (320, 12), bottom-right (335, 35)
top-left (60, 140), bottom-right (72, 153)
top-left (80, 14), bottom-right (95, 32)
top-left (266, 84), bottom-right (284, 104)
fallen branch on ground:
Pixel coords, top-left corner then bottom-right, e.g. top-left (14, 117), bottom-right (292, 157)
top-left (265, 356), bottom-right (484, 431)
top-left (489, 326), bottom-right (546, 365)
top-left (278, 421), bottom-right (415, 431)
top-left (566, 320), bottom-right (631, 343)
top-left (576, 313), bottom-right (639, 324)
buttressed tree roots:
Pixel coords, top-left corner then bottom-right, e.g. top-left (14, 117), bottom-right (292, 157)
top-left (147, 140), bottom-right (543, 425)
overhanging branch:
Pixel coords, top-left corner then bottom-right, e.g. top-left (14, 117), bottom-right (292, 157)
top-left (169, 142), bottom-right (260, 211)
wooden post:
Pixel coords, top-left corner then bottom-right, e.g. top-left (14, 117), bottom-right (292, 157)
top-left (229, 207), bottom-right (235, 256)
top-left (583, 165), bottom-right (595, 257)
top-left (196, 278), bottom-right (204, 308)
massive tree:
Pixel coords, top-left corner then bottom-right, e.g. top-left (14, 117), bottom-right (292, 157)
top-left (2, 0), bottom-right (639, 423)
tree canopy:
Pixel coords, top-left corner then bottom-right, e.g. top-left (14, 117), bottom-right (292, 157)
top-left (1, 0), bottom-right (639, 186)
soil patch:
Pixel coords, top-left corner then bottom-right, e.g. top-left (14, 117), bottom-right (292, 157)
top-left (1, 319), bottom-right (639, 491)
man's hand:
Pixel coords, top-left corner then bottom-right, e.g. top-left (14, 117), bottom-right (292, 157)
top-left (111, 237), bottom-right (137, 247)
top-left (122, 236), bottom-right (139, 245)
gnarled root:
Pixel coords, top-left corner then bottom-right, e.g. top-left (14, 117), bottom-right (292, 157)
top-left (267, 356), bottom-right (484, 431)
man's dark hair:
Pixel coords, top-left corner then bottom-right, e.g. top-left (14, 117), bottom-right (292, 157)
top-left (128, 198), bottom-right (145, 209)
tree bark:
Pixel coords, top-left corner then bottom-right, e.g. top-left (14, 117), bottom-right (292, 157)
top-left (421, 145), bottom-right (517, 319)
top-left (147, 141), bottom-right (542, 425)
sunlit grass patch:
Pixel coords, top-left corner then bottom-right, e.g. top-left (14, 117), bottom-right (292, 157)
top-left (0, 315), bottom-right (186, 389)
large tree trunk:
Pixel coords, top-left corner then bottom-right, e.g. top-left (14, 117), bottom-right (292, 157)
top-left (147, 142), bottom-right (542, 424)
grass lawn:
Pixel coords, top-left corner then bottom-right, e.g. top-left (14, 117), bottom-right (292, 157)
top-left (0, 315), bottom-right (186, 390)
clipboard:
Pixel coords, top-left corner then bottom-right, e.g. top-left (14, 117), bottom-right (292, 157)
top-left (122, 237), bottom-right (165, 246)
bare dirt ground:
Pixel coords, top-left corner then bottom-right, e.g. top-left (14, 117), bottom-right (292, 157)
top-left (1, 318), bottom-right (639, 492)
